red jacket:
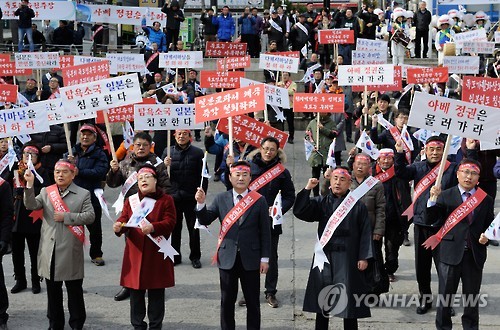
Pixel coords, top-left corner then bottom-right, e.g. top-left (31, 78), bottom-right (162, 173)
top-left (116, 190), bottom-right (176, 290)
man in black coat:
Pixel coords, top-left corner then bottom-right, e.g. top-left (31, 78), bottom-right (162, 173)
top-left (14, 0), bottom-right (35, 52)
top-left (0, 177), bottom-right (13, 329)
top-left (52, 20), bottom-right (74, 53)
top-left (413, 1), bottom-right (432, 58)
top-left (201, 8), bottom-right (217, 42)
top-left (161, 0), bottom-right (185, 50)
top-left (31, 125), bottom-right (67, 184)
top-left (358, 4), bottom-right (380, 40)
top-left (426, 159), bottom-right (494, 330)
top-left (288, 13), bottom-right (310, 60)
top-left (195, 160), bottom-right (271, 330)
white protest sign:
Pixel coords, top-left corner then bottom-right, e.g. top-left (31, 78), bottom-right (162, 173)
top-left (106, 53), bottom-right (146, 75)
top-left (14, 52), bottom-right (59, 69)
top-left (356, 38), bottom-right (388, 51)
top-left (338, 64), bottom-right (394, 86)
top-left (496, 31), bottom-right (500, 43)
top-left (443, 56), bottom-right (480, 74)
top-left (259, 53), bottom-right (300, 73)
top-left (35, 99), bottom-right (96, 125)
top-left (453, 29), bottom-right (487, 44)
top-left (352, 50), bottom-right (387, 65)
top-left (60, 74), bottom-right (142, 116)
top-left (409, 92), bottom-right (500, 143)
top-left (134, 104), bottom-right (204, 130)
top-left (0, 107), bottom-right (50, 139)
top-left (401, 64), bottom-right (425, 78)
top-left (158, 51), bottom-right (203, 69)
top-left (240, 78), bottom-right (290, 109)
top-left (0, 1), bottom-right (76, 21)
top-left (461, 42), bottom-right (495, 54)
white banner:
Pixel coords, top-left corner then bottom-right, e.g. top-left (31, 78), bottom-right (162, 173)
top-left (453, 29), bottom-right (487, 45)
top-left (240, 78), bottom-right (290, 109)
top-left (106, 53), bottom-right (146, 75)
top-left (338, 64), bottom-right (394, 86)
top-left (60, 74), bottom-right (142, 116)
top-left (356, 38), bottom-right (388, 51)
top-left (158, 51), bottom-right (203, 69)
top-left (37, 99), bottom-right (96, 125)
top-left (495, 32), bottom-right (500, 43)
top-left (134, 104), bottom-right (204, 131)
top-left (352, 50), bottom-right (387, 65)
top-left (401, 64), bottom-right (425, 78)
top-left (461, 42), bottom-right (495, 54)
top-left (14, 52), bottom-right (59, 69)
top-left (259, 54), bottom-right (300, 74)
top-left (443, 56), bottom-right (480, 74)
top-left (438, 0), bottom-right (500, 4)
top-left (76, 4), bottom-right (166, 26)
top-left (0, 106), bottom-right (49, 139)
top-left (409, 92), bottom-right (500, 143)
top-left (0, 1), bottom-right (76, 21)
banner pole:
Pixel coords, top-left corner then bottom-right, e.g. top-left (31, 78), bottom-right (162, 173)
top-left (63, 123), bottom-right (73, 157)
top-left (228, 116), bottom-right (234, 157)
top-left (363, 85), bottom-right (368, 129)
top-left (102, 109), bottom-right (117, 162)
top-left (167, 130), bottom-right (171, 176)
top-left (316, 112), bottom-right (320, 151)
top-left (429, 134), bottom-right (452, 203)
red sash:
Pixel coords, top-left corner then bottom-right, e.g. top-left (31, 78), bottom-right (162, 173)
top-left (248, 163), bottom-right (285, 192)
top-left (212, 190), bottom-right (261, 264)
top-left (423, 188), bottom-right (487, 250)
top-left (402, 160), bottom-right (451, 219)
top-left (146, 52), bottom-right (159, 68)
top-left (92, 25), bottom-right (103, 41)
top-left (46, 185), bottom-right (85, 244)
top-left (0, 177), bottom-right (4, 186)
top-left (389, 126), bottom-right (411, 165)
top-left (48, 88), bottom-right (60, 100)
top-left (95, 125), bottom-right (111, 154)
top-left (374, 166), bottom-right (395, 183)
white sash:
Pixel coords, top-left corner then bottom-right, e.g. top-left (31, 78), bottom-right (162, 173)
top-left (295, 22), bottom-right (308, 36)
top-left (314, 176), bottom-right (380, 271)
top-left (112, 171), bottom-right (138, 214)
top-left (270, 19), bottom-right (283, 33)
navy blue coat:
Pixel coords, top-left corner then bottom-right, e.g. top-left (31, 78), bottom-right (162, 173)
top-left (72, 143), bottom-right (109, 192)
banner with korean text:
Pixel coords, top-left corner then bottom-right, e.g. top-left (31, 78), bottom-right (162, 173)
top-left (106, 54), bottom-right (145, 75)
top-left (453, 29), bottom-right (487, 44)
top-left (59, 55), bottom-right (105, 69)
top-left (462, 42), bottom-right (495, 54)
top-left (338, 64), bottom-right (394, 86)
top-left (0, 1), bottom-right (76, 21)
top-left (31, 99), bottom-right (96, 125)
top-left (62, 61), bottom-right (110, 86)
top-left (200, 71), bottom-right (245, 89)
top-left (217, 56), bottom-right (251, 71)
top-left (462, 76), bottom-right (500, 108)
top-left (356, 38), bottom-right (388, 51)
top-left (409, 92), bottom-right (499, 143)
top-left (96, 98), bottom-right (156, 124)
top-left (293, 93), bottom-right (345, 113)
top-left (352, 66), bottom-right (402, 92)
top-left (406, 67), bottom-right (449, 84)
top-left (217, 115), bottom-right (288, 149)
top-left (259, 53), bottom-right (300, 73)
top-left (205, 42), bottom-right (247, 57)
top-left (74, 4), bottom-right (166, 26)
top-left (352, 50), bottom-right (387, 65)
top-left (195, 84), bottom-right (266, 123)
top-left (443, 56), bottom-right (480, 74)
top-left (240, 78), bottom-right (290, 109)
top-left (0, 55), bottom-right (32, 76)
top-left (0, 84), bottom-right (18, 103)
top-left (134, 104), bottom-right (203, 130)
top-left (158, 51), bottom-right (203, 69)
top-left (60, 74), bottom-right (142, 117)
top-left (0, 106), bottom-right (50, 138)
top-left (14, 52), bottom-right (59, 69)
top-left (318, 29), bottom-right (354, 44)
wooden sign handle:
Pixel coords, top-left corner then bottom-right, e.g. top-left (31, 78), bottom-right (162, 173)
top-left (102, 109), bottom-right (117, 162)
top-left (63, 123), bottom-right (73, 157)
top-left (429, 134), bottom-right (452, 203)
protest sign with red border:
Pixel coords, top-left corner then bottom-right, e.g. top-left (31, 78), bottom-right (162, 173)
top-left (195, 84), bottom-right (266, 123)
top-left (199, 71), bottom-right (245, 89)
top-left (96, 98), bottom-right (156, 124)
top-left (205, 42), bottom-right (247, 57)
top-left (318, 29), bottom-right (354, 44)
top-left (293, 93), bottom-right (345, 113)
top-left (351, 66), bottom-right (402, 92)
top-left (217, 56), bottom-right (251, 71)
top-left (217, 115), bottom-right (289, 149)
top-left (462, 76), bottom-right (500, 108)
top-left (0, 62), bottom-right (33, 76)
top-left (0, 84), bottom-right (18, 103)
top-left (407, 67), bottom-right (449, 84)
top-left (62, 61), bottom-right (110, 86)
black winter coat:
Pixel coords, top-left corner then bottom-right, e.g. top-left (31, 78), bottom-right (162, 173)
top-left (72, 143), bottom-right (109, 192)
top-left (161, 1), bottom-right (185, 30)
top-left (201, 12), bottom-right (218, 35)
top-left (14, 5), bottom-right (35, 29)
top-left (30, 125), bottom-right (67, 174)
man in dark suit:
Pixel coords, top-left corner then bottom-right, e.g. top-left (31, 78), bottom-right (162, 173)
top-left (426, 159), bottom-right (494, 330)
top-left (195, 160), bottom-right (271, 330)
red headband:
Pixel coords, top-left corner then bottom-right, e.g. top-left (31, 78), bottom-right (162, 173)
top-left (55, 160), bottom-right (76, 171)
top-left (175, 129), bottom-right (191, 134)
top-left (354, 154), bottom-right (371, 162)
top-left (459, 163), bottom-right (480, 174)
top-left (332, 168), bottom-right (352, 179)
top-left (379, 150), bottom-right (394, 158)
top-left (138, 167), bottom-right (156, 176)
top-left (426, 141), bottom-right (445, 147)
top-left (80, 124), bottom-right (97, 134)
top-left (230, 165), bottom-right (251, 173)
top-left (24, 146), bottom-right (39, 154)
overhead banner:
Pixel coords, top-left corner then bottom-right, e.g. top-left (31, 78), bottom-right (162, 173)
top-left (443, 56), bottom-right (480, 74)
top-left (14, 52), bottom-right (59, 69)
top-left (158, 51), bottom-right (204, 69)
top-left (409, 92), bottom-right (499, 143)
top-left (106, 53), bottom-right (145, 74)
top-left (259, 53), bottom-right (300, 73)
top-left (75, 4), bottom-right (166, 26)
top-left (462, 76), bottom-right (500, 108)
top-left (60, 74), bottom-right (142, 116)
top-left (0, 106), bottom-right (50, 139)
top-left (338, 64), bottom-right (394, 86)
top-left (195, 84), bottom-right (266, 123)
top-left (318, 29), bottom-right (354, 44)
top-left (134, 104), bottom-right (203, 130)
top-left (293, 93), bottom-right (345, 113)
top-left (0, 1), bottom-right (76, 21)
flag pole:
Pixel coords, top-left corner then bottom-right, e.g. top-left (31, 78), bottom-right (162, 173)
top-left (316, 112), bottom-right (320, 151)
top-left (63, 123), bottom-right (73, 157)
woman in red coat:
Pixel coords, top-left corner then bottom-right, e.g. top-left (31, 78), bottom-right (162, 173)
top-left (113, 164), bottom-right (176, 329)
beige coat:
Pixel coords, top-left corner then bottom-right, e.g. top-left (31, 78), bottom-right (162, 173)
top-left (24, 183), bottom-right (95, 281)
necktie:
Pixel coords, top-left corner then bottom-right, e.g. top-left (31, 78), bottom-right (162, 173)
top-left (237, 195), bottom-right (243, 202)
top-left (464, 192), bottom-right (473, 224)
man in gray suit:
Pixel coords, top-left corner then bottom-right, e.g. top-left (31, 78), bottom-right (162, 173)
top-left (195, 160), bottom-right (271, 330)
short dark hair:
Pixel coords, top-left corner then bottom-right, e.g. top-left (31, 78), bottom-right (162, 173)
top-left (459, 158), bottom-right (482, 172)
top-left (395, 108), bottom-right (409, 118)
top-left (133, 131), bottom-right (152, 144)
top-left (223, 6), bottom-right (229, 9)
top-left (261, 136), bottom-right (279, 149)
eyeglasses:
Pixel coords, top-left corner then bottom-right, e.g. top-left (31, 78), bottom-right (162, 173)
top-left (134, 143), bottom-right (150, 148)
top-left (459, 170), bottom-right (480, 177)
top-left (138, 174), bottom-right (155, 181)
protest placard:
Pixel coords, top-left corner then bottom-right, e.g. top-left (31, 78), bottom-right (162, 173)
top-left (134, 104), bottom-right (203, 130)
top-left (199, 71), bottom-right (245, 89)
top-left (496, 31), bottom-right (500, 43)
top-left (356, 38), bottom-right (388, 51)
top-left (158, 51), bottom-right (203, 69)
top-left (273, 51), bottom-right (300, 58)
top-left (62, 61), bottom-right (110, 86)
top-left (462, 76), bottom-right (500, 108)
top-left (453, 29), bottom-right (487, 44)
top-left (351, 50), bottom-right (387, 65)
top-left (0, 106), bottom-right (50, 138)
top-left (259, 53), bottom-right (300, 73)
top-left (96, 98), bottom-right (156, 124)
top-left (318, 29), bottom-right (354, 44)
top-left (293, 93), bottom-right (345, 113)
top-left (217, 115), bottom-right (288, 149)
top-left (0, 84), bottom-right (18, 103)
top-left (106, 53), bottom-right (145, 74)
top-left (59, 55), bottom-right (104, 69)
top-left (461, 42), bottom-right (495, 54)
top-left (195, 84), bottom-right (266, 123)
top-left (409, 92), bottom-right (500, 143)
top-left (406, 67), bottom-right (449, 84)
top-left (240, 78), bottom-right (290, 109)
top-left (443, 56), bottom-right (480, 74)
top-left (338, 64), bottom-right (394, 86)
top-left (31, 99), bottom-right (97, 125)
top-left (0, 1), bottom-right (76, 21)
top-left (352, 66), bottom-right (402, 92)
top-left (205, 42), bottom-right (247, 57)
top-left (0, 62), bottom-right (32, 76)
top-left (401, 64), bottom-right (425, 78)
top-left (60, 73), bottom-right (142, 116)
top-left (217, 56), bottom-right (251, 71)
top-left (14, 52), bottom-right (59, 69)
